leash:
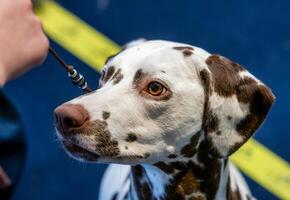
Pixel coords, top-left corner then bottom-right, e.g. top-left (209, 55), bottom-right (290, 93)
top-left (48, 47), bottom-right (92, 94)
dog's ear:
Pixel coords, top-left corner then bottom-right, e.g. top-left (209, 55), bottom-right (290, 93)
top-left (199, 55), bottom-right (275, 158)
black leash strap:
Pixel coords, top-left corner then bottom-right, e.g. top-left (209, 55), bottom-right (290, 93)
top-left (48, 47), bottom-right (92, 93)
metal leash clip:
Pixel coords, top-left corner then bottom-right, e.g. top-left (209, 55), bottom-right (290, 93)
top-left (68, 68), bottom-right (88, 91)
top-left (48, 47), bottom-right (92, 94)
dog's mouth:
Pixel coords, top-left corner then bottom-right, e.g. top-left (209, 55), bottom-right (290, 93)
top-left (61, 139), bottom-right (148, 164)
top-left (62, 140), bottom-right (100, 161)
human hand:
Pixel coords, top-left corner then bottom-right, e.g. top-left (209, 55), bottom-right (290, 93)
top-left (0, 0), bottom-right (49, 86)
top-left (0, 166), bottom-right (11, 189)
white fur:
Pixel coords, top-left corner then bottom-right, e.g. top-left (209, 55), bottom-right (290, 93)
top-left (98, 164), bottom-right (131, 200)
top-left (229, 162), bottom-right (255, 200)
top-left (68, 40), bottom-right (207, 164)
top-left (57, 40), bottom-right (260, 199)
top-left (142, 164), bottom-right (172, 199)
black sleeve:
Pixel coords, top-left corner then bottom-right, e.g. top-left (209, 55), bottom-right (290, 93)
top-left (0, 89), bottom-right (26, 200)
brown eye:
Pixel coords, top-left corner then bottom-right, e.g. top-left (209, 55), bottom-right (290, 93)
top-left (147, 82), bottom-right (165, 96)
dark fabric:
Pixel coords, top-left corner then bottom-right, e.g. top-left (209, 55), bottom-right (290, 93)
top-left (0, 89), bottom-right (26, 200)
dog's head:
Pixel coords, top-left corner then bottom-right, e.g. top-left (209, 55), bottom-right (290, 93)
top-left (54, 40), bottom-right (275, 164)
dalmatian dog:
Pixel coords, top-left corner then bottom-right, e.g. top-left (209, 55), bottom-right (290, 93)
top-left (54, 40), bottom-right (275, 200)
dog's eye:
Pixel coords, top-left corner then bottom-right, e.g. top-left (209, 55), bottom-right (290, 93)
top-left (147, 82), bottom-right (165, 96)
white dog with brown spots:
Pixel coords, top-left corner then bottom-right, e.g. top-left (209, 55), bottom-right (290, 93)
top-left (54, 40), bottom-right (275, 200)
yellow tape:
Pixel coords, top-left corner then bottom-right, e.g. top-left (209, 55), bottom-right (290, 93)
top-left (231, 139), bottom-right (290, 200)
top-left (36, 1), bottom-right (290, 199)
top-left (35, 0), bottom-right (120, 71)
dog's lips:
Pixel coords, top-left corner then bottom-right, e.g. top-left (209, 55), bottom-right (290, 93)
top-left (62, 140), bottom-right (100, 161)
top-left (115, 155), bottom-right (145, 160)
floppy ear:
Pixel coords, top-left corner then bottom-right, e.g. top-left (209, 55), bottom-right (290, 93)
top-left (199, 55), bottom-right (275, 158)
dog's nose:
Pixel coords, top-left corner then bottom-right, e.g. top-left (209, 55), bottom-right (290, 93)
top-left (54, 104), bottom-right (89, 135)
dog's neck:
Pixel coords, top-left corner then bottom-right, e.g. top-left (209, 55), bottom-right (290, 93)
top-left (128, 142), bottom-right (236, 200)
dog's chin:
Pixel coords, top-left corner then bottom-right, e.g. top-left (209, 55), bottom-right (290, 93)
top-left (62, 140), bottom-right (100, 162)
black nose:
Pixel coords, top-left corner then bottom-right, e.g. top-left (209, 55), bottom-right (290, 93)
top-left (54, 104), bottom-right (89, 135)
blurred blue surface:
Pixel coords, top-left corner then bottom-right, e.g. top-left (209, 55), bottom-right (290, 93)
top-left (3, 0), bottom-right (290, 199)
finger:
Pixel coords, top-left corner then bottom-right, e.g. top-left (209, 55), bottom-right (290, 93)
top-left (0, 166), bottom-right (11, 189)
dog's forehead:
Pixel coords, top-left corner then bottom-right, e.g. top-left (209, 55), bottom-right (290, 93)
top-left (105, 40), bottom-right (209, 76)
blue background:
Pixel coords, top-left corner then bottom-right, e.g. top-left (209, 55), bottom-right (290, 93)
top-left (3, 0), bottom-right (290, 199)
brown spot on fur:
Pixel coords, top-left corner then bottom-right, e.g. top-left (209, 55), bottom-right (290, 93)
top-left (237, 78), bottom-right (274, 119)
top-left (206, 55), bottom-right (244, 73)
top-left (205, 138), bottom-right (224, 158)
top-left (173, 46), bottom-right (194, 51)
top-left (154, 162), bottom-right (175, 174)
top-left (203, 55), bottom-right (275, 157)
top-left (200, 71), bottom-right (214, 130)
top-left (103, 66), bottom-right (115, 83)
top-left (199, 70), bottom-right (212, 135)
top-left (200, 77), bottom-right (224, 157)
top-left (130, 154), bottom-right (224, 200)
top-left (112, 68), bottom-right (123, 84)
top-left (93, 119), bottom-right (120, 156)
top-left (114, 74), bottom-right (123, 84)
top-left (133, 69), bottom-right (145, 88)
top-left (168, 154), bottom-right (177, 159)
top-left (199, 69), bottom-right (212, 96)
top-left (205, 110), bottom-right (219, 133)
top-left (173, 46), bottom-right (194, 57)
top-left (236, 77), bottom-right (258, 103)
top-left (62, 117), bottom-right (119, 158)
top-left (180, 131), bottom-right (200, 157)
top-left (232, 85), bottom-right (275, 154)
top-left (131, 165), bottom-right (153, 200)
top-left (183, 50), bottom-right (193, 56)
top-left (126, 133), bottom-right (137, 142)
top-left (188, 196), bottom-right (206, 200)
top-left (196, 142), bottom-right (222, 199)
top-left (199, 69), bottom-right (223, 157)
top-left (232, 82), bottom-right (274, 153)
top-left (216, 131), bottom-right (221, 135)
top-left (162, 157), bottom-right (221, 200)
top-left (206, 56), bottom-right (238, 97)
top-left (205, 55), bottom-right (248, 98)
top-left (178, 170), bottom-right (200, 195)
top-left (102, 111), bottom-right (110, 120)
